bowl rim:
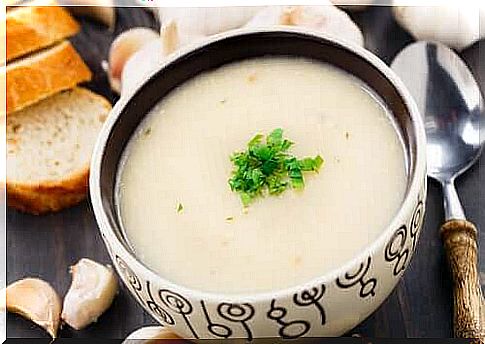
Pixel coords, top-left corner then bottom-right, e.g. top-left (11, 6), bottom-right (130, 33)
top-left (90, 26), bottom-right (427, 303)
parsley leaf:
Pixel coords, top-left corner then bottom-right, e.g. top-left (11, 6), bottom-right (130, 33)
top-left (228, 129), bottom-right (324, 206)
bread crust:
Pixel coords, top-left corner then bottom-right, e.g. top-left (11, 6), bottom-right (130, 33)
top-left (7, 167), bottom-right (89, 214)
top-left (5, 0), bottom-right (80, 64)
top-left (5, 41), bottom-right (92, 115)
top-left (7, 88), bottom-right (112, 215)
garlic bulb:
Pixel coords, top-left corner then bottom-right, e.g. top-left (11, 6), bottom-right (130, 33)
top-left (393, 5), bottom-right (485, 50)
top-left (245, 4), bottom-right (364, 47)
top-left (3, 278), bottom-right (61, 338)
top-left (107, 27), bottom-right (160, 94)
top-left (122, 326), bottom-right (182, 343)
top-left (158, 7), bottom-right (261, 37)
top-left (61, 258), bottom-right (118, 330)
top-left (60, 0), bottom-right (116, 29)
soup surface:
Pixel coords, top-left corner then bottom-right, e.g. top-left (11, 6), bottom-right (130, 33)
top-left (118, 57), bottom-right (407, 294)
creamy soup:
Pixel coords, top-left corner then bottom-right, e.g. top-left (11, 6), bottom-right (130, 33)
top-left (117, 57), bottom-right (407, 294)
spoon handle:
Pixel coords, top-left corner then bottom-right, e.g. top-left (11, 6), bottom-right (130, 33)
top-left (441, 219), bottom-right (485, 340)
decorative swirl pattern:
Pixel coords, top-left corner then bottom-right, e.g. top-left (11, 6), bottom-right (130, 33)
top-left (115, 255), bottom-right (144, 304)
top-left (216, 303), bottom-right (255, 340)
top-left (145, 281), bottom-right (175, 325)
top-left (159, 289), bottom-right (198, 339)
top-left (267, 299), bottom-right (310, 339)
top-left (293, 285), bottom-right (326, 325)
top-left (200, 301), bottom-right (232, 338)
top-left (336, 256), bottom-right (377, 298)
top-left (410, 200), bottom-right (424, 252)
top-left (385, 225), bottom-right (409, 276)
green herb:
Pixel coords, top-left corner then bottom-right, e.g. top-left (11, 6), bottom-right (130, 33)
top-left (228, 128), bottom-right (324, 206)
top-left (225, 216), bottom-right (234, 222)
top-left (176, 202), bottom-right (184, 213)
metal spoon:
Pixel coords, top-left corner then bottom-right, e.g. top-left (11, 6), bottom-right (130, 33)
top-left (391, 41), bottom-right (485, 340)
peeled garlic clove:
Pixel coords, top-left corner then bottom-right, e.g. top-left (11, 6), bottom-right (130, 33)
top-left (107, 27), bottom-right (160, 94)
top-left (121, 39), bottom-right (163, 97)
top-left (60, 0), bottom-right (116, 29)
top-left (5, 278), bottom-right (61, 338)
top-left (245, 4), bottom-right (364, 47)
top-left (158, 7), bottom-right (260, 37)
top-left (61, 258), bottom-right (118, 330)
top-left (393, 5), bottom-right (484, 51)
top-left (122, 326), bottom-right (182, 343)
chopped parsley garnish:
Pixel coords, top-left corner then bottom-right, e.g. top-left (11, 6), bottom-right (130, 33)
top-left (228, 128), bottom-right (324, 207)
top-left (176, 202), bottom-right (184, 213)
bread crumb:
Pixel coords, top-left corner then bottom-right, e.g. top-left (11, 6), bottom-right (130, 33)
top-left (345, 131), bottom-right (350, 139)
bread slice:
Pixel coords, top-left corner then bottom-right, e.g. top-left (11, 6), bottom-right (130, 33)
top-left (7, 88), bottom-right (111, 214)
top-left (5, 41), bottom-right (92, 115)
top-left (4, 0), bottom-right (80, 64)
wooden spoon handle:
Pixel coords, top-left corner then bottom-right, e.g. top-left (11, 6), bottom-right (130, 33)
top-left (441, 219), bottom-right (485, 341)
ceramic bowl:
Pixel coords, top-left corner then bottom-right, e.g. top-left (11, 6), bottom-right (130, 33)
top-left (90, 27), bottom-right (427, 339)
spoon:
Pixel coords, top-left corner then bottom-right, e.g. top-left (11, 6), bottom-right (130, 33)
top-left (391, 41), bottom-right (485, 339)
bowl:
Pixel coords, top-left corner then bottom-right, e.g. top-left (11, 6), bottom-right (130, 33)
top-left (90, 27), bottom-right (427, 339)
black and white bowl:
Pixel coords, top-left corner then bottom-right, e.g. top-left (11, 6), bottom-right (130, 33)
top-left (90, 27), bottom-right (427, 339)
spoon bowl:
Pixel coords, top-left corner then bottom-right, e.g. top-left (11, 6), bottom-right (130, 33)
top-left (392, 41), bottom-right (484, 182)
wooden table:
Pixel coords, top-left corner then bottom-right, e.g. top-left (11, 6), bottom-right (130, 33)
top-left (6, 6), bottom-right (485, 339)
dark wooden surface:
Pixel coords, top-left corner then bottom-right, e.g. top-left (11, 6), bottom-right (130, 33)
top-left (6, 6), bottom-right (485, 339)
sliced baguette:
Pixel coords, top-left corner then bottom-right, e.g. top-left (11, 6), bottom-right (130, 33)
top-left (4, 0), bottom-right (80, 63)
top-left (5, 41), bottom-right (92, 115)
top-left (7, 87), bottom-right (111, 214)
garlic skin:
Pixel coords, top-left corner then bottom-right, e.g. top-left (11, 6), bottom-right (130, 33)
top-left (60, 0), bottom-right (116, 29)
top-left (3, 278), bottom-right (61, 338)
top-left (107, 27), bottom-right (160, 94)
top-left (61, 258), bottom-right (118, 330)
top-left (393, 5), bottom-right (485, 51)
top-left (245, 4), bottom-right (364, 47)
top-left (158, 7), bottom-right (261, 37)
top-left (122, 326), bottom-right (182, 343)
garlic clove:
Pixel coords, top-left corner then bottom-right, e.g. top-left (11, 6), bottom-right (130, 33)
top-left (121, 39), bottom-right (163, 97)
top-left (107, 27), bottom-right (160, 94)
top-left (4, 278), bottom-right (61, 338)
top-left (393, 5), bottom-right (484, 51)
top-left (122, 326), bottom-right (183, 343)
top-left (120, 23), bottom-right (207, 97)
top-left (245, 4), bottom-right (364, 47)
top-left (60, 0), bottom-right (116, 29)
top-left (61, 258), bottom-right (118, 330)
